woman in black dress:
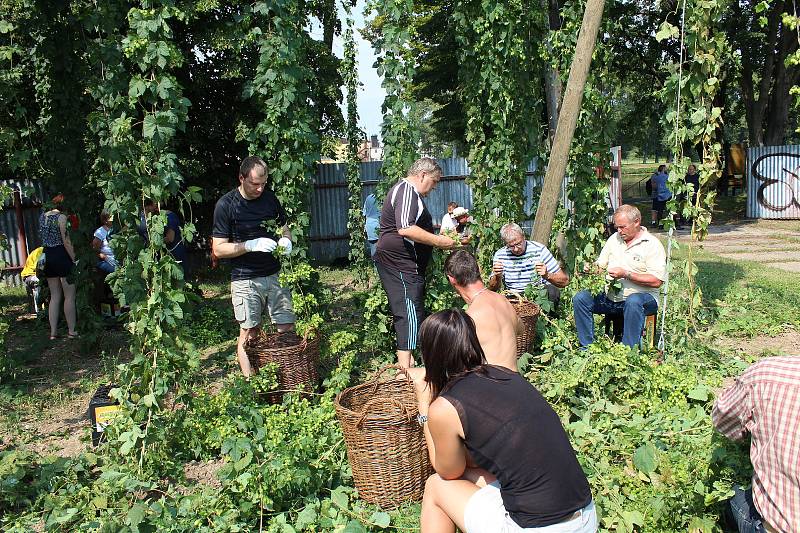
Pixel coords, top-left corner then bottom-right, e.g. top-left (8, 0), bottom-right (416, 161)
top-left (39, 195), bottom-right (78, 339)
top-left (410, 310), bottom-right (596, 533)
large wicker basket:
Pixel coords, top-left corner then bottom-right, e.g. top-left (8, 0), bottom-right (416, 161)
top-left (508, 294), bottom-right (541, 357)
top-left (334, 365), bottom-right (433, 509)
top-left (245, 330), bottom-right (320, 403)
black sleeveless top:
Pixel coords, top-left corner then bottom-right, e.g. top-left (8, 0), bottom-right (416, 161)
top-left (441, 365), bottom-right (592, 527)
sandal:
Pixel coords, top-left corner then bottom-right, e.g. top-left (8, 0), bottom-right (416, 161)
top-left (50, 335), bottom-right (60, 340)
top-left (67, 332), bottom-right (80, 339)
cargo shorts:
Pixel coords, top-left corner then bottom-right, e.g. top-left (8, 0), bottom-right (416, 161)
top-left (230, 274), bottom-right (296, 330)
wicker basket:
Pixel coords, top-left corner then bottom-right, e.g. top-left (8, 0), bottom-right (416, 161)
top-left (507, 294), bottom-right (541, 357)
top-left (334, 365), bottom-right (433, 509)
top-left (245, 330), bottom-right (320, 403)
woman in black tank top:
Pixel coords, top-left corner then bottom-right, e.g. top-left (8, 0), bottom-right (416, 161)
top-left (410, 310), bottom-right (596, 533)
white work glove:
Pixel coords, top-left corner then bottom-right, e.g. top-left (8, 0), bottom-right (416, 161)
top-left (277, 237), bottom-right (293, 255)
top-left (244, 238), bottom-right (277, 253)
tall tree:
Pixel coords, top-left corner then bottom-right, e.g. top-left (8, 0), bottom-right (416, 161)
top-left (728, 0), bottom-right (799, 145)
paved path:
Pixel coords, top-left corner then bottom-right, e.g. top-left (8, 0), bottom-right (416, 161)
top-left (651, 222), bottom-right (800, 273)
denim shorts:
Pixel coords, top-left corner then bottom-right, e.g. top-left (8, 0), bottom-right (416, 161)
top-left (464, 482), bottom-right (597, 533)
top-left (230, 275), bottom-right (295, 330)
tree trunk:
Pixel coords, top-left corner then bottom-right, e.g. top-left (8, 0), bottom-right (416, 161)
top-left (764, 27), bottom-right (799, 145)
top-left (737, 0), bottom-right (783, 146)
top-left (544, 68), bottom-right (563, 143)
top-left (543, 0), bottom-right (563, 143)
top-left (532, 0), bottom-right (605, 244)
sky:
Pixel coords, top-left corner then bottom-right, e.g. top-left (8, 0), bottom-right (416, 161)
top-left (310, 0), bottom-right (385, 140)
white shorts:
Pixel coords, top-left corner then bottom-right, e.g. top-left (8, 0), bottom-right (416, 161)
top-left (463, 481), bottom-right (598, 533)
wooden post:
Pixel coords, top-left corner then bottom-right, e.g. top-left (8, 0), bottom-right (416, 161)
top-left (532, 0), bottom-right (606, 244)
top-left (13, 188), bottom-right (28, 267)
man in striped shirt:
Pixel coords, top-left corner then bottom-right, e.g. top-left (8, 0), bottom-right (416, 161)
top-left (488, 223), bottom-right (569, 305)
top-left (713, 356), bottom-right (800, 533)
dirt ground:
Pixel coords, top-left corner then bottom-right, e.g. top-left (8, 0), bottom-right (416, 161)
top-left (714, 328), bottom-right (800, 356)
top-left (652, 220), bottom-right (800, 274)
top-left (183, 458), bottom-right (224, 490)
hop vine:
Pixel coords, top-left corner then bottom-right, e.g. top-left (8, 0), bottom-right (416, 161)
top-left (342, 12), bottom-right (367, 279)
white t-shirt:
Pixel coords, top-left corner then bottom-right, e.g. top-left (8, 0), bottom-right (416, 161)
top-left (440, 213), bottom-right (456, 232)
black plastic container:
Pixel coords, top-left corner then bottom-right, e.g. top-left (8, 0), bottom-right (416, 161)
top-left (88, 384), bottom-right (120, 446)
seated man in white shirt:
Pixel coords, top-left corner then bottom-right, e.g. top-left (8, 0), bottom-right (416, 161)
top-left (572, 204), bottom-right (665, 348)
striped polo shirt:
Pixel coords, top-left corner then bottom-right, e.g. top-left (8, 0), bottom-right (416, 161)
top-left (492, 240), bottom-right (561, 292)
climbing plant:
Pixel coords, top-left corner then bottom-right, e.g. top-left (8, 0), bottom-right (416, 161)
top-left (453, 0), bottom-right (546, 268)
top-left (659, 0), bottom-right (730, 330)
top-left (241, 0), bottom-right (320, 253)
top-left (367, 0), bottom-right (419, 196)
top-left (0, 2), bottom-right (40, 179)
top-left (85, 0), bottom-right (198, 472)
top-left (548, 0), bottom-right (618, 274)
top-left (342, 11), bottom-right (367, 279)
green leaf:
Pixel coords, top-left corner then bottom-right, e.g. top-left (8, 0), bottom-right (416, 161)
top-left (129, 77), bottom-right (147, 99)
top-left (655, 22), bottom-right (677, 42)
top-left (687, 385), bottom-right (710, 402)
top-left (690, 108), bottom-right (706, 124)
top-left (343, 520), bottom-right (367, 533)
top-left (295, 505), bottom-right (317, 530)
top-left (622, 510), bottom-right (644, 528)
top-left (0, 21), bottom-right (14, 33)
top-left (142, 393), bottom-right (157, 407)
top-left (127, 503), bottom-right (147, 527)
top-left (369, 511), bottom-right (391, 528)
top-left (331, 486), bottom-right (349, 509)
top-left (234, 451), bottom-right (253, 471)
top-left (633, 443), bottom-right (659, 474)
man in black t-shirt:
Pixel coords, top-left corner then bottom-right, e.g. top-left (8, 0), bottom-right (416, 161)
top-left (212, 156), bottom-right (296, 377)
top-left (374, 157), bottom-right (455, 368)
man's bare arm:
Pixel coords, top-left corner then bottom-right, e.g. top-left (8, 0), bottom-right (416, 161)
top-left (546, 269), bottom-right (569, 288)
top-left (398, 225), bottom-right (454, 249)
top-left (212, 237), bottom-right (248, 259)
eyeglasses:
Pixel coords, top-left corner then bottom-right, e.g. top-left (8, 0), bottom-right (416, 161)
top-left (506, 239), bottom-right (525, 251)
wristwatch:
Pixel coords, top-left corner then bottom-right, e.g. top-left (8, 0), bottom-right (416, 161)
top-left (416, 413), bottom-right (428, 426)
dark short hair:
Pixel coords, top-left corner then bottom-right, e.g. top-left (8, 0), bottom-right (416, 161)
top-left (657, 164), bottom-right (666, 172)
top-left (444, 249), bottom-right (481, 286)
top-left (239, 156), bottom-right (268, 180)
top-left (420, 309), bottom-right (487, 399)
top-left (447, 201), bottom-right (458, 209)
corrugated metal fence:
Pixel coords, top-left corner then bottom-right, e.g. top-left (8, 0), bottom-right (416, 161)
top-left (747, 145), bottom-right (800, 219)
top-left (1, 180), bottom-right (46, 286)
top-left (309, 157), bottom-right (554, 262)
top-left (1, 157), bottom-right (563, 282)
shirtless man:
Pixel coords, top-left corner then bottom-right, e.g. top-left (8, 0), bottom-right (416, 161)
top-left (444, 249), bottom-right (522, 370)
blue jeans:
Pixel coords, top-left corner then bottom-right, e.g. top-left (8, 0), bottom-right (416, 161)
top-left (97, 259), bottom-right (117, 274)
top-left (727, 486), bottom-right (768, 533)
top-left (572, 290), bottom-right (658, 348)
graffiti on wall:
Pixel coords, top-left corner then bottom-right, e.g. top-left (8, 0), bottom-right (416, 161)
top-left (750, 152), bottom-right (800, 218)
